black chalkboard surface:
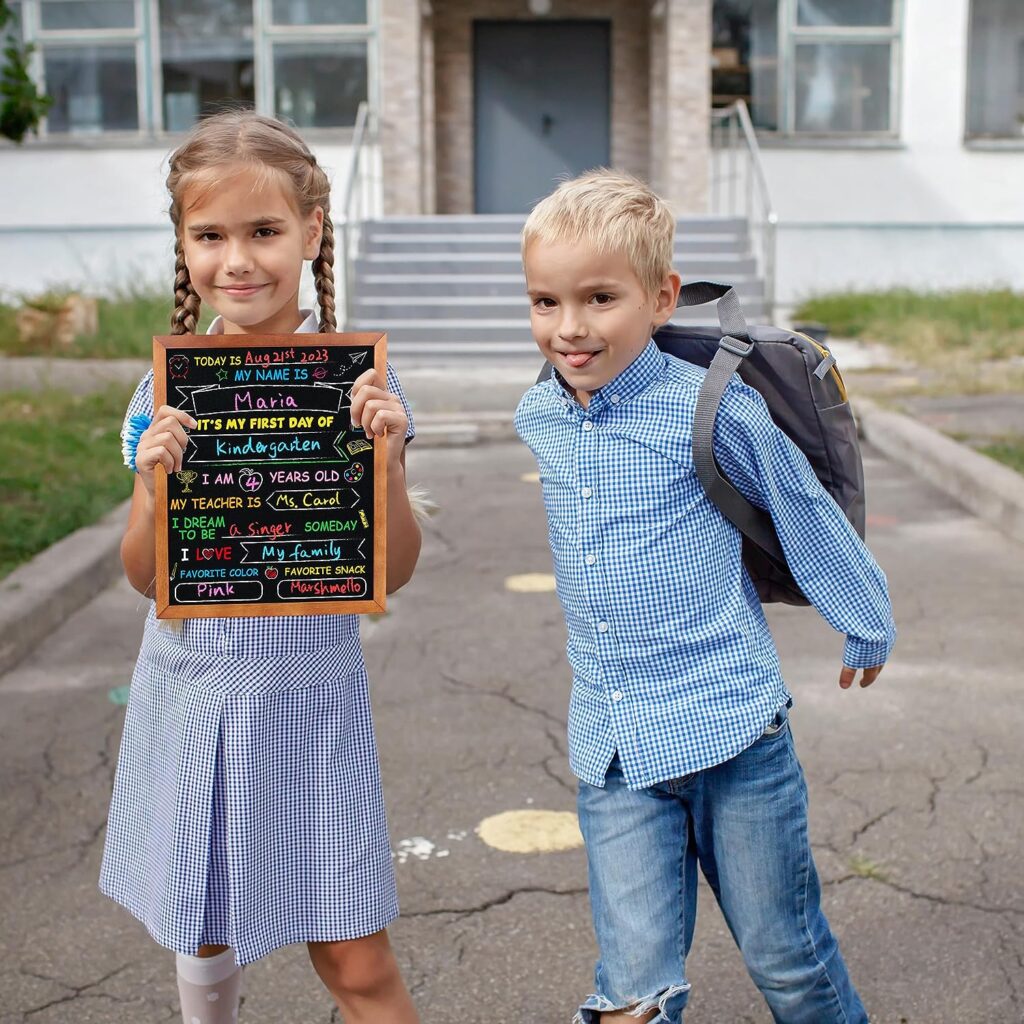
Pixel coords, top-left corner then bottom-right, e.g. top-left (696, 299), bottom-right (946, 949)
top-left (152, 332), bottom-right (388, 618)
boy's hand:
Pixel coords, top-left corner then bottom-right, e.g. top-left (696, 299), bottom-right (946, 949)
top-left (349, 368), bottom-right (408, 467)
top-left (135, 405), bottom-right (197, 498)
top-left (839, 664), bottom-right (884, 689)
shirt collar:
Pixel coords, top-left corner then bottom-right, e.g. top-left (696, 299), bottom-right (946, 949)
top-left (206, 309), bottom-right (318, 335)
top-left (550, 338), bottom-right (664, 411)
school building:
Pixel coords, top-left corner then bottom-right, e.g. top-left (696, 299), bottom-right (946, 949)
top-left (0, 0), bottom-right (1022, 346)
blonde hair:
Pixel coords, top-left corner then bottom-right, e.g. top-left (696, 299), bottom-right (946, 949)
top-left (522, 169), bottom-right (675, 296)
top-left (166, 109), bottom-right (336, 334)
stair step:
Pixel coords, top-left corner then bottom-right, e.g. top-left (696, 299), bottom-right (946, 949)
top-left (352, 296), bottom-right (766, 320)
top-left (353, 315), bottom-right (760, 345)
top-left (364, 234), bottom-right (749, 255)
top-left (355, 273), bottom-right (765, 299)
top-left (355, 254), bottom-right (758, 276)
top-left (362, 215), bottom-right (749, 234)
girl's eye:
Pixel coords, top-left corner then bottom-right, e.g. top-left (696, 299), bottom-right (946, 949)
top-left (198, 232), bottom-right (221, 242)
top-left (533, 297), bottom-right (556, 309)
top-left (592, 293), bottom-right (613, 305)
top-left (254, 227), bottom-right (278, 238)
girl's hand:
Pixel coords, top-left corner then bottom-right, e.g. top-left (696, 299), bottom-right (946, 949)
top-left (349, 368), bottom-right (408, 467)
top-left (135, 405), bottom-right (197, 497)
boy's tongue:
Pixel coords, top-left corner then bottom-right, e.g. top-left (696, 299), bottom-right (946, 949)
top-left (565, 351), bottom-right (595, 368)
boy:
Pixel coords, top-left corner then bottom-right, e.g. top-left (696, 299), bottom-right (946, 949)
top-left (514, 170), bottom-right (894, 1024)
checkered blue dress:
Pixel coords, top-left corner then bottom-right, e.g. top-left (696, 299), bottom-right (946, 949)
top-left (100, 313), bottom-right (414, 965)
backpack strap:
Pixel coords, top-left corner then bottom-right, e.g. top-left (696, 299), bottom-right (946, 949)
top-left (684, 282), bottom-right (787, 565)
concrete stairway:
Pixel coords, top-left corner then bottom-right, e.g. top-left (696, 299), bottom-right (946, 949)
top-left (348, 215), bottom-right (766, 357)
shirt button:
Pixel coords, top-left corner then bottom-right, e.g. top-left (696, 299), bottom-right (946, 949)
top-left (585, 554), bottom-right (597, 565)
top-left (582, 420), bottom-right (594, 432)
top-left (610, 394), bottom-right (620, 404)
top-left (597, 621), bottom-right (609, 633)
top-left (581, 486), bottom-right (593, 498)
top-left (611, 690), bottom-right (624, 701)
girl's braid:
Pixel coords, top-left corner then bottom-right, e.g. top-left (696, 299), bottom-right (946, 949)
top-left (313, 210), bottom-right (337, 333)
top-left (171, 234), bottom-right (201, 335)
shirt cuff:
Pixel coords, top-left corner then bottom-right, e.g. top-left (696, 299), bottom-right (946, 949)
top-left (843, 631), bottom-right (895, 669)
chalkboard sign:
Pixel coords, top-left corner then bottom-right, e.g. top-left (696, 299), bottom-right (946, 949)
top-left (152, 332), bottom-right (388, 618)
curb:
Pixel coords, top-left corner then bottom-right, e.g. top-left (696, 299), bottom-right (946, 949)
top-left (0, 498), bottom-right (131, 677)
top-left (0, 417), bottom-right (521, 676)
top-left (855, 397), bottom-right (1024, 546)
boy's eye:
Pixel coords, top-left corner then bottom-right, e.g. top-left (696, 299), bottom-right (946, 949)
top-left (254, 227), bottom-right (278, 238)
top-left (532, 297), bottom-right (556, 309)
top-left (591, 293), bottom-right (613, 305)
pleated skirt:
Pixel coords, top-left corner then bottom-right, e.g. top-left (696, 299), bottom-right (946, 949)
top-left (99, 619), bottom-right (399, 965)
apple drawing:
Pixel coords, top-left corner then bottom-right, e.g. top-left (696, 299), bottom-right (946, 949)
top-left (238, 468), bottom-right (264, 492)
top-left (265, 567), bottom-right (279, 580)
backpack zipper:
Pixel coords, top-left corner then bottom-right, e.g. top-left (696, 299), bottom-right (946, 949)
top-left (793, 331), bottom-right (848, 403)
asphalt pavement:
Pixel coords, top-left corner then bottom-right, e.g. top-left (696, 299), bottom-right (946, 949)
top-left (1, 356), bottom-right (1023, 1022)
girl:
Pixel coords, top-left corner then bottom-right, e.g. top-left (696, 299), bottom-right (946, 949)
top-left (100, 111), bottom-right (421, 1024)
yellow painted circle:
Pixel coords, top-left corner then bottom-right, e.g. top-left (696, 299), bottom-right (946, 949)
top-left (477, 810), bottom-right (583, 854)
top-left (520, 471), bottom-right (541, 483)
top-left (504, 573), bottom-right (556, 593)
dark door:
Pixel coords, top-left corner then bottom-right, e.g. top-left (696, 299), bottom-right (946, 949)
top-left (473, 20), bottom-right (611, 214)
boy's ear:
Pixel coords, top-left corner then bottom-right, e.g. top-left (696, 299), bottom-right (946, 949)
top-left (652, 270), bottom-right (682, 326)
top-left (304, 206), bottom-right (325, 260)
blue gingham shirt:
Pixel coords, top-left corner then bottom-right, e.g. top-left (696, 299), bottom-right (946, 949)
top-left (515, 340), bottom-right (896, 790)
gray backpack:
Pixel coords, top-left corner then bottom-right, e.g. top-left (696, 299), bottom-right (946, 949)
top-left (534, 281), bottom-right (865, 606)
top-left (655, 281), bottom-right (865, 605)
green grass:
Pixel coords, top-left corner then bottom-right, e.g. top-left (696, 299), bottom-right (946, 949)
top-left (0, 385), bottom-right (136, 580)
top-left (0, 287), bottom-right (214, 358)
top-left (793, 288), bottom-right (1024, 364)
top-left (979, 437), bottom-right (1024, 475)
top-left (847, 854), bottom-right (889, 882)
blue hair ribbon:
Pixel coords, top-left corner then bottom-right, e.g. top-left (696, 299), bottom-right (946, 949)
top-left (122, 413), bottom-right (152, 472)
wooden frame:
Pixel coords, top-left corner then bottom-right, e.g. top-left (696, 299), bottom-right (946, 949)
top-left (152, 331), bottom-right (388, 618)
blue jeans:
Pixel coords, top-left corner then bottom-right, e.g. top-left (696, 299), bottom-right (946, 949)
top-left (574, 705), bottom-right (867, 1024)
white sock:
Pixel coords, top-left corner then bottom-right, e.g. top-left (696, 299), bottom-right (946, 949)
top-left (175, 949), bottom-right (243, 1024)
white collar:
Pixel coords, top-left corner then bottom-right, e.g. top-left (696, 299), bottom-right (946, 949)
top-left (206, 309), bottom-right (319, 335)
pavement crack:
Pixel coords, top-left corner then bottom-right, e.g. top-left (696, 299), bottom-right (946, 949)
top-left (849, 805), bottom-right (897, 845)
top-left (540, 755), bottom-right (574, 794)
top-left (403, 885), bottom-right (587, 921)
top-left (828, 873), bottom-right (1024, 917)
top-left (22, 961), bottom-right (137, 1016)
top-left (963, 737), bottom-right (991, 786)
top-left (440, 670), bottom-right (567, 733)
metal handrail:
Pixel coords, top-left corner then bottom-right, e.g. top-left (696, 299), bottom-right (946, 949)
top-left (710, 100), bottom-right (778, 320)
top-left (337, 101), bottom-right (374, 329)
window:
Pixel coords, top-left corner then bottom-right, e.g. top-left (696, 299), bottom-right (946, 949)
top-left (9, 0), bottom-right (376, 137)
top-left (967, 0), bottom-right (1024, 139)
top-left (263, 0), bottom-right (372, 129)
top-left (712, 0), bottom-right (902, 136)
top-left (29, 0), bottom-right (143, 134)
top-left (160, 0), bottom-right (255, 132)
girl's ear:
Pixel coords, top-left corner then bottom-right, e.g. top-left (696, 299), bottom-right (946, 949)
top-left (652, 270), bottom-right (682, 327)
top-left (303, 206), bottom-right (325, 260)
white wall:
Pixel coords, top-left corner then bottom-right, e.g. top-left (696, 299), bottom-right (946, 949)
top-left (761, 0), bottom-right (1024, 306)
top-left (0, 142), bottom-right (359, 297)
top-left (4, 0), bottom-right (1023, 307)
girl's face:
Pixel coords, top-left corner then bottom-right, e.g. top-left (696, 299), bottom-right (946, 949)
top-left (180, 163), bottom-right (323, 335)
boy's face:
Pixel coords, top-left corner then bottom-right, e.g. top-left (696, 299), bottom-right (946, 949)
top-left (524, 239), bottom-right (680, 407)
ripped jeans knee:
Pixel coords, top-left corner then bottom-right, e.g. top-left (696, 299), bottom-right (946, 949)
top-left (573, 981), bottom-right (691, 1024)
